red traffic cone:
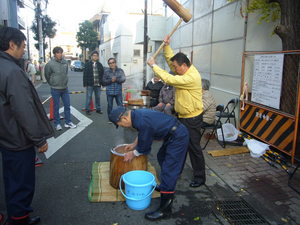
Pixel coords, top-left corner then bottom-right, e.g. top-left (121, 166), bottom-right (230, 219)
top-left (125, 92), bottom-right (131, 101)
top-left (89, 99), bottom-right (96, 111)
top-left (49, 98), bottom-right (54, 120)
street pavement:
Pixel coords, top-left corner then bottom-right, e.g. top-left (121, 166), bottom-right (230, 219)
top-left (0, 70), bottom-right (299, 225)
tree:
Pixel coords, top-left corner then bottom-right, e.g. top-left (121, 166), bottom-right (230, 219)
top-left (76, 21), bottom-right (98, 61)
top-left (31, 14), bottom-right (57, 60)
top-left (231, 0), bottom-right (300, 50)
top-left (231, 0), bottom-right (300, 115)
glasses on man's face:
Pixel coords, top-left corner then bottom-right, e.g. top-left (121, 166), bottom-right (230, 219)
top-left (117, 111), bottom-right (125, 122)
top-left (108, 61), bottom-right (116, 65)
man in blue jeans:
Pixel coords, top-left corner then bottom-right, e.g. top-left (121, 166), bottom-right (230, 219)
top-left (102, 58), bottom-right (126, 122)
top-left (45, 46), bottom-right (76, 131)
top-left (83, 51), bottom-right (104, 115)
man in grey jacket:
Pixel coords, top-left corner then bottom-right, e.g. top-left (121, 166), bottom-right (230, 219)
top-left (45, 46), bottom-right (76, 131)
top-left (0, 27), bottom-right (54, 225)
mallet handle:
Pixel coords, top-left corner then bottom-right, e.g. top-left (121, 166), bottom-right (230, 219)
top-left (152, 18), bottom-right (183, 59)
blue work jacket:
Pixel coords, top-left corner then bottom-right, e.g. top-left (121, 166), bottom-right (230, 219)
top-left (131, 109), bottom-right (179, 155)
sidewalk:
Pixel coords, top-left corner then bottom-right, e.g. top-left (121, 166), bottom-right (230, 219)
top-left (199, 137), bottom-right (300, 225)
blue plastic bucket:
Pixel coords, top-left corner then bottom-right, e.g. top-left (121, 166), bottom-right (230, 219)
top-left (120, 170), bottom-right (156, 210)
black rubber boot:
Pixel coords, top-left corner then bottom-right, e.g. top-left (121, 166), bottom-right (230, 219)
top-left (145, 193), bottom-right (174, 221)
top-left (5, 217), bottom-right (28, 225)
top-left (5, 216), bottom-right (40, 225)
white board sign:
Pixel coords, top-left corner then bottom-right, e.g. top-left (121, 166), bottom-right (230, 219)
top-left (251, 54), bottom-right (284, 109)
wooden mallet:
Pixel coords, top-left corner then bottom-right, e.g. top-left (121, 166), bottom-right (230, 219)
top-left (151, 0), bottom-right (192, 59)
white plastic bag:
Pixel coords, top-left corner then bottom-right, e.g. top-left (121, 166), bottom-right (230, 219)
top-left (217, 123), bottom-right (239, 142)
top-left (244, 139), bottom-right (269, 158)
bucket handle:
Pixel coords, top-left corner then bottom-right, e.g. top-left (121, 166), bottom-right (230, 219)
top-left (119, 175), bottom-right (156, 201)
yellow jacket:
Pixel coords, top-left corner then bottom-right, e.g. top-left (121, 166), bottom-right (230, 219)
top-left (153, 45), bottom-right (203, 118)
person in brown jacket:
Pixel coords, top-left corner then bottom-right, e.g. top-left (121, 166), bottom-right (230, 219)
top-left (152, 83), bottom-right (175, 115)
top-left (202, 79), bottom-right (216, 126)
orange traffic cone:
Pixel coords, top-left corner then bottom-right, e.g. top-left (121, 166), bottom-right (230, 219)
top-left (124, 92), bottom-right (131, 107)
top-left (89, 99), bottom-right (96, 111)
top-left (125, 92), bottom-right (131, 101)
top-left (49, 98), bottom-right (54, 120)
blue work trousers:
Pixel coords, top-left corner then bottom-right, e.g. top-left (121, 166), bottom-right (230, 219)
top-left (0, 146), bottom-right (35, 219)
top-left (85, 86), bottom-right (101, 111)
top-left (51, 88), bottom-right (71, 125)
top-left (157, 124), bottom-right (189, 192)
top-left (106, 94), bottom-right (123, 116)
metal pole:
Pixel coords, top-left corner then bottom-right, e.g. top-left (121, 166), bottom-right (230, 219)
top-left (143, 0), bottom-right (148, 89)
top-left (26, 26), bottom-right (30, 60)
top-left (37, 0), bottom-right (44, 61)
top-left (49, 37), bottom-right (52, 59)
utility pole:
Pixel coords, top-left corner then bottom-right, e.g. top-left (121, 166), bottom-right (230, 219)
top-left (26, 26), bottom-right (30, 60)
top-left (143, 0), bottom-right (148, 89)
top-left (36, 0), bottom-right (44, 62)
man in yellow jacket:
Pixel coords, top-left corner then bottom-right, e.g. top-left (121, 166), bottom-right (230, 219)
top-left (148, 35), bottom-right (205, 188)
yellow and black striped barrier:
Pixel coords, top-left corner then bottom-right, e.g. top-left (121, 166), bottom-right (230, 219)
top-left (240, 104), bottom-right (295, 155)
top-left (69, 91), bottom-right (84, 94)
top-left (261, 150), bottom-right (290, 174)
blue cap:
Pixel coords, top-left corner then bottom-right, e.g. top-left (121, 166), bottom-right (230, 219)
top-left (108, 107), bottom-right (126, 128)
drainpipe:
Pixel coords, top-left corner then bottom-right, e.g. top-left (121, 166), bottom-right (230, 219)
top-left (242, 0), bottom-right (249, 52)
top-left (143, 0), bottom-right (148, 89)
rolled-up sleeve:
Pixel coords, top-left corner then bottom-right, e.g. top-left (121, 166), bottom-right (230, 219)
top-left (136, 127), bottom-right (154, 155)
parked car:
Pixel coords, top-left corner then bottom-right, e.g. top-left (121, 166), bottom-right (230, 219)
top-left (70, 60), bottom-right (84, 72)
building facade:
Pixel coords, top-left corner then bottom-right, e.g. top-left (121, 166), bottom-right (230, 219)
top-left (162, 0), bottom-right (281, 106)
top-left (0, 0), bottom-right (25, 29)
top-left (95, 0), bottom-right (282, 112)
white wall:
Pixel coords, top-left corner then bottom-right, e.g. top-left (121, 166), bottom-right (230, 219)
top-left (164, 0), bottom-right (282, 110)
top-left (99, 0), bottom-right (282, 102)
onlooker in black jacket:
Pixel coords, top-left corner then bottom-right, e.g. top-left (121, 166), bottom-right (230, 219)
top-left (0, 27), bottom-right (54, 225)
top-left (145, 76), bottom-right (164, 107)
top-left (83, 51), bottom-right (104, 115)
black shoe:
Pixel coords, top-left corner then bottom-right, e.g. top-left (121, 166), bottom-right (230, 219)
top-left (145, 193), bottom-right (173, 221)
top-left (155, 185), bottom-right (160, 192)
top-left (96, 110), bottom-right (103, 114)
top-left (28, 216), bottom-right (40, 225)
top-left (4, 216), bottom-right (40, 225)
top-left (86, 110), bottom-right (91, 115)
top-left (189, 181), bottom-right (205, 188)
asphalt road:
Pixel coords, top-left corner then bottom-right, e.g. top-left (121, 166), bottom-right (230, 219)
top-left (0, 70), bottom-right (275, 225)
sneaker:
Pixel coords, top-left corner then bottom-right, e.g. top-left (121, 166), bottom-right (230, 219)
top-left (55, 124), bottom-right (62, 131)
top-left (35, 156), bottom-right (43, 167)
top-left (86, 110), bottom-right (91, 115)
top-left (96, 110), bottom-right (103, 114)
top-left (65, 122), bottom-right (77, 129)
top-left (107, 121), bottom-right (112, 124)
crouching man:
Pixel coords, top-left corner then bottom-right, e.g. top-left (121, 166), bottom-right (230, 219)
top-left (109, 107), bottom-right (189, 220)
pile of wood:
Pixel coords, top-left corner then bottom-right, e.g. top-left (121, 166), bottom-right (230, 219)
top-left (128, 99), bottom-right (144, 106)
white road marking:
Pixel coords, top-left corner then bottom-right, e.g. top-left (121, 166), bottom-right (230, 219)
top-left (45, 106), bottom-right (93, 159)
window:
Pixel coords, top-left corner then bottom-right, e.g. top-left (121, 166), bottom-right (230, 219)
top-left (133, 49), bottom-right (140, 57)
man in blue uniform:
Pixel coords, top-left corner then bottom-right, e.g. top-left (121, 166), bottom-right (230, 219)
top-left (109, 107), bottom-right (189, 220)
